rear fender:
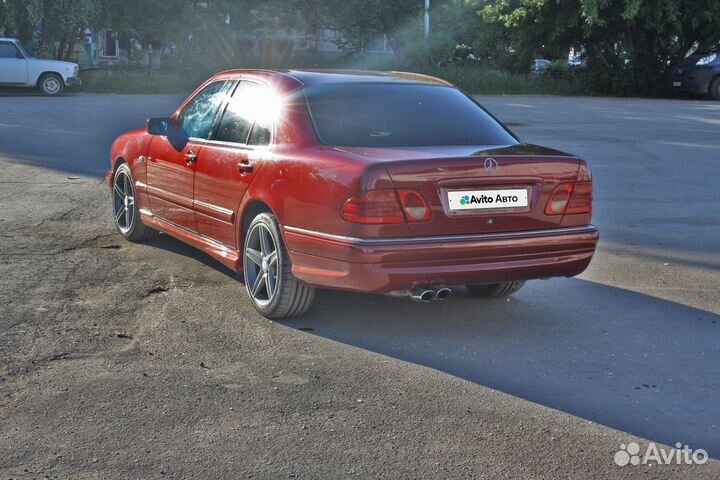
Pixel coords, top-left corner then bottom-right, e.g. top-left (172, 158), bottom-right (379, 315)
top-left (236, 152), bottom-right (410, 254)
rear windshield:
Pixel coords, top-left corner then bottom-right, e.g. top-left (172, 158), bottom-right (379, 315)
top-left (302, 83), bottom-right (518, 147)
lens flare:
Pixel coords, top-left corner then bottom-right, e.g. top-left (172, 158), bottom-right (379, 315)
top-left (225, 85), bottom-right (284, 127)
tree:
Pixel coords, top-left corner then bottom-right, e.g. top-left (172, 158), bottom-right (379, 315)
top-left (0, 0), bottom-right (34, 43)
top-left (319, 0), bottom-right (423, 57)
top-left (100, 0), bottom-right (197, 48)
top-left (480, 0), bottom-right (720, 94)
top-left (26, 0), bottom-right (103, 59)
top-left (411, 0), bottom-right (487, 66)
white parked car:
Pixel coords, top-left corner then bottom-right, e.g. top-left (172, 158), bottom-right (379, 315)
top-left (0, 38), bottom-right (81, 96)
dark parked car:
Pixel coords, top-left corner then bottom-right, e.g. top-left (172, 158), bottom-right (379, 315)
top-left (673, 34), bottom-right (720, 99)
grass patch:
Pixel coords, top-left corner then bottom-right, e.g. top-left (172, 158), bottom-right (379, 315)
top-left (417, 66), bottom-right (588, 96)
top-left (72, 63), bottom-right (588, 96)
top-left (79, 68), bottom-right (209, 94)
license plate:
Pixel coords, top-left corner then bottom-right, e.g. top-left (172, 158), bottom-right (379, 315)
top-left (673, 81), bottom-right (682, 87)
top-left (448, 188), bottom-right (528, 211)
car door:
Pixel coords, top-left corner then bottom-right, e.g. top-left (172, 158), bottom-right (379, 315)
top-left (146, 80), bottom-right (234, 232)
top-left (0, 41), bottom-right (28, 84)
top-left (193, 80), bottom-right (273, 248)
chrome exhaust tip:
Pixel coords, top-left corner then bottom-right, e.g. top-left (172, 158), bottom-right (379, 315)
top-left (410, 289), bottom-right (436, 302)
top-left (435, 287), bottom-right (452, 301)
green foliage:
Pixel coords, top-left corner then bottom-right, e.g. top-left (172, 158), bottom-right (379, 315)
top-left (318, 0), bottom-right (423, 58)
top-left (542, 61), bottom-right (575, 81)
top-left (418, 65), bottom-right (588, 95)
top-left (3, 0), bottom-right (720, 96)
top-left (0, 0), bottom-right (35, 43)
top-left (79, 67), bottom-right (206, 94)
top-left (99, 0), bottom-right (196, 47)
top-left (480, 0), bottom-right (720, 95)
top-left (76, 63), bottom-right (589, 97)
top-left (403, 0), bottom-right (484, 67)
top-left (26, 0), bottom-right (101, 35)
top-left (29, 0), bottom-right (104, 58)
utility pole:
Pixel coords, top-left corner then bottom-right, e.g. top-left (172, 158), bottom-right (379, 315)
top-left (424, 0), bottom-right (430, 39)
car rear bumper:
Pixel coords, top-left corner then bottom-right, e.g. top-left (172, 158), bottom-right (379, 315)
top-left (283, 225), bottom-right (599, 293)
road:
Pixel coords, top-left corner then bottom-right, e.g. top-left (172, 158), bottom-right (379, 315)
top-left (0, 92), bottom-right (718, 479)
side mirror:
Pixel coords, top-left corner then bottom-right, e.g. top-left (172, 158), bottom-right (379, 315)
top-left (16, 52), bottom-right (24, 59)
top-left (146, 117), bottom-right (176, 136)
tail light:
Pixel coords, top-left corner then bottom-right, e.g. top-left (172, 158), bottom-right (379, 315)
top-left (342, 190), bottom-right (404, 224)
top-left (397, 190), bottom-right (431, 222)
top-left (342, 189), bottom-right (430, 224)
top-left (545, 184), bottom-right (573, 215)
top-left (565, 182), bottom-right (592, 214)
top-left (545, 182), bottom-right (592, 215)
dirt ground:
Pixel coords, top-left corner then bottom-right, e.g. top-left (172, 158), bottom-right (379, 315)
top-left (1, 94), bottom-right (718, 479)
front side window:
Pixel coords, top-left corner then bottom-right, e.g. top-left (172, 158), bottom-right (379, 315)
top-left (0, 43), bottom-right (21, 59)
top-left (303, 83), bottom-right (518, 148)
top-left (178, 80), bottom-right (233, 139)
top-left (215, 81), bottom-right (274, 146)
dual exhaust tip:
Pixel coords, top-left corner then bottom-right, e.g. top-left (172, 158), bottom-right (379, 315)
top-left (410, 287), bottom-right (452, 303)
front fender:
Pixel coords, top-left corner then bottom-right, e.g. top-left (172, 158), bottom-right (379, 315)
top-left (108, 130), bottom-right (154, 212)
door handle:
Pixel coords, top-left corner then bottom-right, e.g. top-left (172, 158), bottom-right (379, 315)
top-left (238, 159), bottom-right (254, 174)
top-left (184, 151), bottom-right (198, 164)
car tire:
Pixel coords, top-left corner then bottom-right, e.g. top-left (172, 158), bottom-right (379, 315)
top-left (38, 73), bottom-right (65, 96)
top-left (243, 212), bottom-right (315, 319)
top-left (466, 281), bottom-right (525, 298)
top-left (710, 77), bottom-right (720, 100)
top-left (112, 163), bottom-right (158, 242)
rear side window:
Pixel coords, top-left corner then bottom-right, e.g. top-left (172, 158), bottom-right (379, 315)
top-left (247, 122), bottom-right (271, 146)
top-left (303, 83), bottom-right (518, 147)
top-left (178, 80), bottom-right (233, 139)
top-left (215, 81), bottom-right (273, 146)
top-left (0, 42), bottom-right (20, 59)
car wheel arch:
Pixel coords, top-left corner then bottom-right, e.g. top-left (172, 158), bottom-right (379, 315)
top-left (112, 156), bottom-right (128, 175)
top-left (710, 74), bottom-right (720, 99)
top-left (36, 71), bottom-right (63, 87)
top-left (238, 199), bottom-right (276, 253)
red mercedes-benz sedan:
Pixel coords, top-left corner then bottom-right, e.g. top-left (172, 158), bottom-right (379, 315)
top-left (107, 69), bottom-right (598, 318)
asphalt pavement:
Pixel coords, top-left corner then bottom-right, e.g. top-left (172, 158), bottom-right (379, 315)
top-left (0, 92), bottom-right (718, 478)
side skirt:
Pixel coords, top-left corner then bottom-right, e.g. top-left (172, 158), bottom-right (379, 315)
top-left (140, 212), bottom-right (242, 272)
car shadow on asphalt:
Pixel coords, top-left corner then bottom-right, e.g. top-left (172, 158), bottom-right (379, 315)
top-left (0, 91), bottom-right (84, 97)
top-left (146, 233), bottom-right (240, 281)
top-left (284, 278), bottom-right (720, 457)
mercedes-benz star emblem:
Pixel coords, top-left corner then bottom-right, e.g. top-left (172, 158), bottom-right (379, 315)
top-left (484, 157), bottom-right (499, 173)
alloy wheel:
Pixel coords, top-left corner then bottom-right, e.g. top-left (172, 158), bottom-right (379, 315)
top-left (113, 170), bottom-right (135, 234)
top-left (245, 223), bottom-right (279, 307)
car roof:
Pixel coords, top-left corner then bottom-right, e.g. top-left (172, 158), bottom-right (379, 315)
top-left (0, 38), bottom-right (19, 42)
top-left (284, 69), bottom-right (452, 87)
top-left (214, 68), bottom-right (453, 93)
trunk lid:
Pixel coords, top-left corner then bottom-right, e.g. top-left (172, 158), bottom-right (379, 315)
top-left (336, 144), bottom-right (581, 236)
